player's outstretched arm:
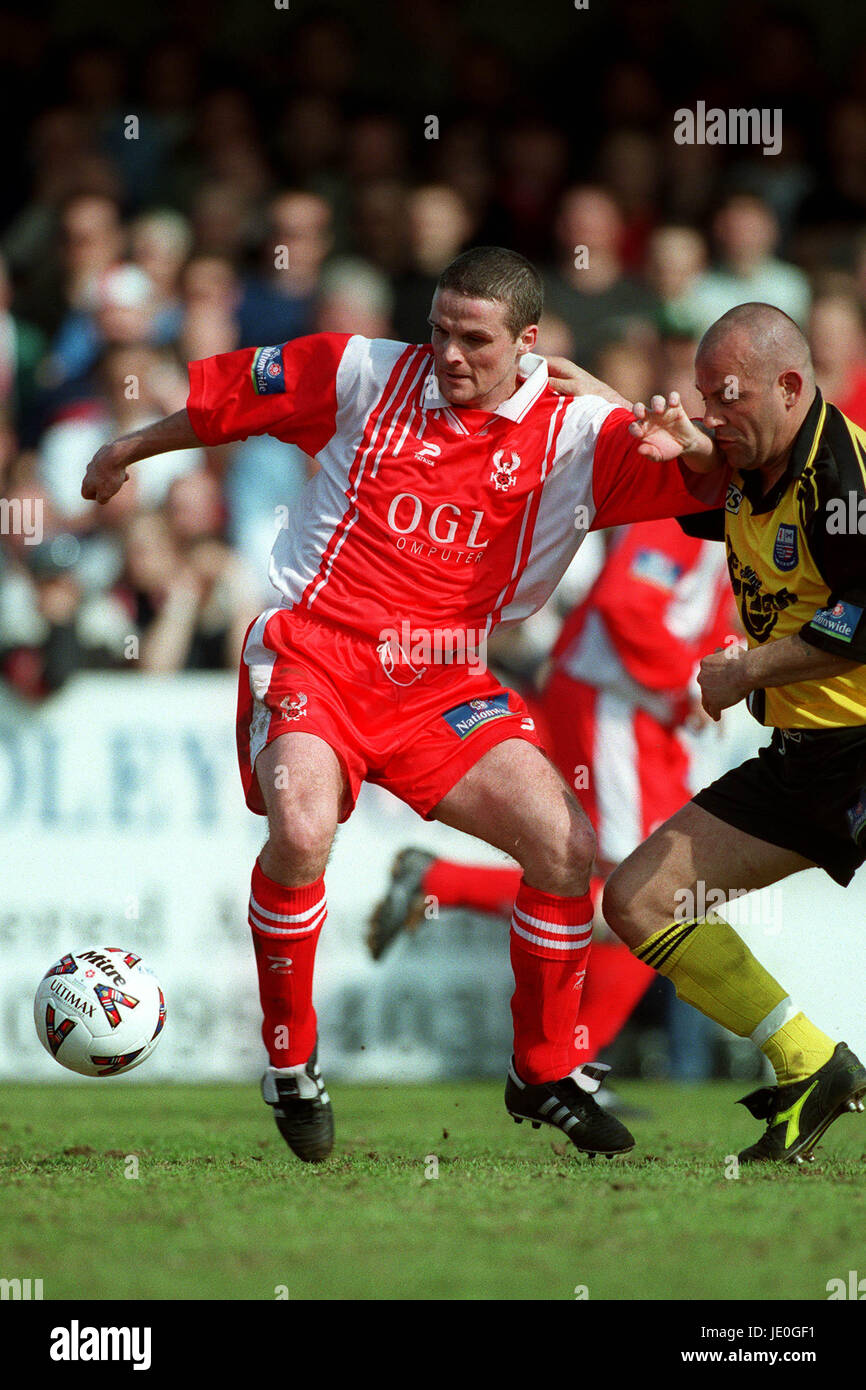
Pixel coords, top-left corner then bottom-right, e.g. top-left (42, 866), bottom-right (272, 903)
top-left (81, 409), bottom-right (201, 504)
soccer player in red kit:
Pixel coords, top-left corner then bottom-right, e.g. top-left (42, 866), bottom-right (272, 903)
top-left (368, 518), bottom-right (736, 1074)
top-left (82, 247), bottom-right (727, 1162)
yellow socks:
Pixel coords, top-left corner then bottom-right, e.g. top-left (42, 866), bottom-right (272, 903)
top-left (634, 917), bottom-right (835, 1085)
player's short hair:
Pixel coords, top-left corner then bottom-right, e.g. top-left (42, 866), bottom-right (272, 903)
top-left (436, 247), bottom-right (543, 338)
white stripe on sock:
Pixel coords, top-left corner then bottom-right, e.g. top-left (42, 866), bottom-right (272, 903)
top-left (750, 996), bottom-right (799, 1048)
top-left (250, 892), bottom-right (326, 925)
top-left (511, 920), bottom-right (591, 952)
top-left (512, 903), bottom-right (592, 937)
top-left (249, 904), bottom-right (327, 937)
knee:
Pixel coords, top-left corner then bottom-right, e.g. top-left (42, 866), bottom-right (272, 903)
top-left (524, 817), bottom-right (597, 897)
top-left (263, 805), bottom-right (335, 884)
top-left (602, 866), bottom-right (654, 947)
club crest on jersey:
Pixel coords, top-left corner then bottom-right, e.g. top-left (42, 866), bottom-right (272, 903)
top-left (490, 450), bottom-right (521, 491)
top-left (772, 523), bottom-right (798, 571)
top-left (251, 344), bottom-right (287, 395)
top-left (279, 691), bottom-right (308, 721)
top-left (725, 483), bottom-right (743, 514)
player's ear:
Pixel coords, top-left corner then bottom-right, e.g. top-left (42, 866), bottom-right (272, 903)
top-left (779, 369), bottom-right (803, 406)
top-left (520, 324), bottom-right (539, 353)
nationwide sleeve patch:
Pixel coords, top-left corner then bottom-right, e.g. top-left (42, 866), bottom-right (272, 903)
top-left (251, 344), bottom-right (288, 395)
top-left (809, 600), bottom-right (864, 643)
top-left (443, 694), bottom-right (513, 739)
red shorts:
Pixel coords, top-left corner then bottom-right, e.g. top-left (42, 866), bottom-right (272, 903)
top-left (237, 608), bottom-right (544, 821)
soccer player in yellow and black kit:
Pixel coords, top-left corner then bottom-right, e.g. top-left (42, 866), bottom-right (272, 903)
top-left (603, 302), bottom-right (866, 1163)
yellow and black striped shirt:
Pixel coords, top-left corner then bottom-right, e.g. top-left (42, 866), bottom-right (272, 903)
top-left (681, 391), bottom-right (866, 728)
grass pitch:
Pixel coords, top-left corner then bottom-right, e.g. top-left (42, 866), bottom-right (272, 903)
top-left (1, 1079), bottom-right (864, 1302)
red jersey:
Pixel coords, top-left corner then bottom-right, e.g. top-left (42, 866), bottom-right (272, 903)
top-left (187, 334), bottom-right (727, 644)
top-left (552, 519), bottom-right (735, 726)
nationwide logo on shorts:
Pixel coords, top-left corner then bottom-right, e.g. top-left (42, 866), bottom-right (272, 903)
top-left (772, 523), bottom-right (798, 571)
top-left (251, 344), bottom-right (287, 395)
top-left (443, 693), bottom-right (512, 739)
top-left (809, 600), bottom-right (863, 644)
top-left (725, 483), bottom-right (743, 514)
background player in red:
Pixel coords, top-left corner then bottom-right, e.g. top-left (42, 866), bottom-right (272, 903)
top-left (368, 517), bottom-right (736, 1078)
top-left (81, 247), bottom-right (727, 1163)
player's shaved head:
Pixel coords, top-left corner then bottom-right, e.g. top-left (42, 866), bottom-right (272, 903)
top-left (697, 302), bottom-right (814, 389)
top-left (694, 303), bottom-right (817, 477)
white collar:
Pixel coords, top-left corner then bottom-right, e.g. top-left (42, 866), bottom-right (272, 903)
top-left (420, 352), bottom-right (549, 421)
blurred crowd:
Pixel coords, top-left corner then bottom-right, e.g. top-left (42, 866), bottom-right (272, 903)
top-left (2, 1), bottom-right (866, 699)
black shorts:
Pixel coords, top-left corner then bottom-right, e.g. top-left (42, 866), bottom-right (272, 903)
top-left (692, 725), bottom-right (866, 887)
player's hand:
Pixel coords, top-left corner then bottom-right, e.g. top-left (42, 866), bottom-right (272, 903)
top-left (545, 357), bottom-right (586, 394)
top-left (545, 357), bottom-right (632, 410)
top-left (697, 647), bottom-right (752, 721)
top-left (629, 393), bottom-right (711, 463)
top-left (81, 444), bottom-right (131, 505)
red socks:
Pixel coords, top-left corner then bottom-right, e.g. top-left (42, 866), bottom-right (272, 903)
top-left (509, 880), bottom-right (593, 1084)
top-left (248, 860), bottom-right (326, 1066)
top-left (423, 857), bottom-right (522, 918)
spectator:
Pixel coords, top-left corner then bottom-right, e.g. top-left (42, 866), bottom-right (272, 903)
top-left (681, 193), bottom-right (812, 335)
top-left (128, 210), bottom-right (194, 344)
top-left (810, 291), bottom-right (866, 428)
top-left (115, 477), bottom-right (259, 674)
top-left (236, 190), bottom-right (333, 347)
top-left (598, 128), bottom-right (662, 272)
top-left (543, 185), bottom-right (659, 371)
top-left (38, 342), bottom-right (202, 527)
top-left (0, 252), bottom-right (46, 443)
top-left (391, 184), bottom-right (474, 341)
top-left (314, 257), bottom-right (392, 338)
top-left (178, 256), bottom-right (241, 363)
top-left (645, 224), bottom-right (707, 338)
